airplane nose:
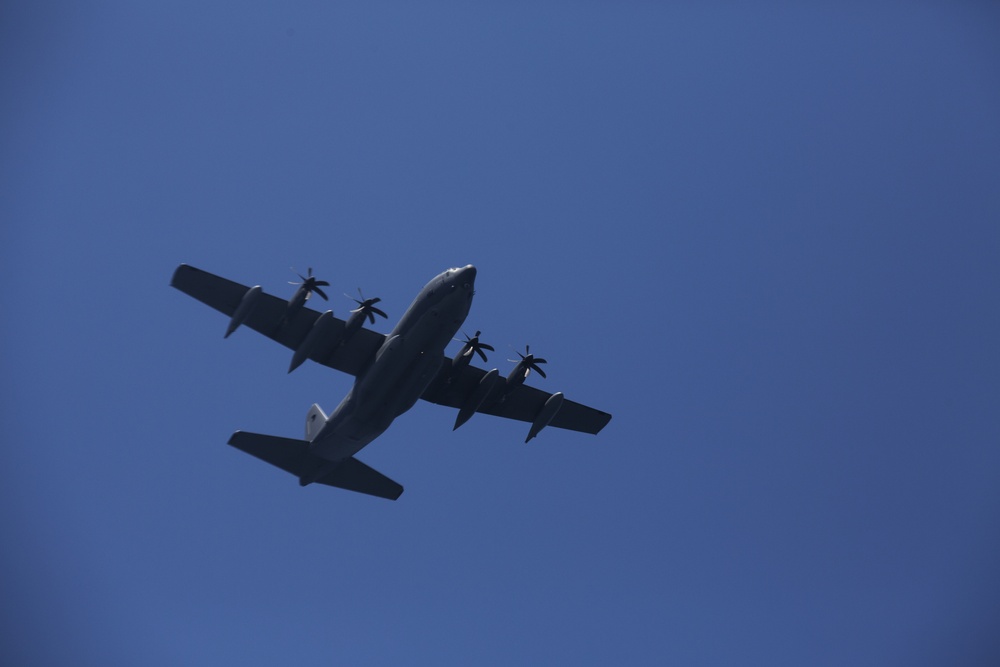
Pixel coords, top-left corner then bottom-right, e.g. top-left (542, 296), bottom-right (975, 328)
top-left (462, 264), bottom-right (477, 283)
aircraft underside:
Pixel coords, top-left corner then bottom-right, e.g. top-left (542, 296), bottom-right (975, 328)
top-left (171, 263), bottom-right (611, 500)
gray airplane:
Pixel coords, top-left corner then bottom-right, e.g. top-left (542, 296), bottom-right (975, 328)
top-left (171, 264), bottom-right (611, 500)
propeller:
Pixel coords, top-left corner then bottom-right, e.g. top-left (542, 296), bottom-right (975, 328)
top-left (288, 267), bottom-right (330, 301)
top-left (458, 330), bottom-right (495, 363)
top-left (348, 288), bottom-right (388, 324)
top-left (510, 345), bottom-right (547, 379)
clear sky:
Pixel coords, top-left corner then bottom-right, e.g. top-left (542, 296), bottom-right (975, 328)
top-left (2, 2), bottom-right (999, 665)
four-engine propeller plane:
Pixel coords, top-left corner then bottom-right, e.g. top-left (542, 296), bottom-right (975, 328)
top-left (171, 264), bottom-right (611, 500)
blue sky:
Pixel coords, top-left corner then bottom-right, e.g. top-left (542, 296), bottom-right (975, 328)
top-left (3, 2), bottom-right (999, 665)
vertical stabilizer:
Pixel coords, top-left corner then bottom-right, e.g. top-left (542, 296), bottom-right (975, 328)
top-left (305, 404), bottom-right (328, 441)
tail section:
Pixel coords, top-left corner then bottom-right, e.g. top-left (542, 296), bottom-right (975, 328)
top-left (305, 404), bottom-right (328, 441)
top-left (226, 431), bottom-right (403, 500)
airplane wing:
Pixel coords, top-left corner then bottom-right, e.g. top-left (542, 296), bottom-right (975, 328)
top-left (170, 264), bottom-right (385, 376)
top-left (420, 359), bottom-right (612, 436)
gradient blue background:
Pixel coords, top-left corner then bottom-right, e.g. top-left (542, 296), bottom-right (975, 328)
top-left (3, 3), bottom-right (999, 665)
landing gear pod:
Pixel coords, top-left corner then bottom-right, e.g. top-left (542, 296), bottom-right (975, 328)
top-left (225, 285), bottom-right (262, 338)
top-left (525, 392), bottom-right (564, 442)
top-left (289, 310), bottom-right (336, 373)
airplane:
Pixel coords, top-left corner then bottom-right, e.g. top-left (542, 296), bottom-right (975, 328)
top-left (171, 264), bottom-right (612, 500)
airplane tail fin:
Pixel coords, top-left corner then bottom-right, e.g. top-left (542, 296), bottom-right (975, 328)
top-left (305, 404), bottom-right (328, 441)
top-left (226, 431), bottom-right (403, 500)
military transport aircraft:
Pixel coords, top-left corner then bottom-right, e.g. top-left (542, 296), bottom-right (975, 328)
top-left (171, 264), bottom-right (611, 500)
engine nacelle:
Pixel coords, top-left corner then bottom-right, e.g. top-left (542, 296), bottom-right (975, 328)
top-left (454, 369), bottom-right (502, 430)
top-left (289, 310), bottom-right (336, 373)
top-left (225, 285), bottom-right (262, 338)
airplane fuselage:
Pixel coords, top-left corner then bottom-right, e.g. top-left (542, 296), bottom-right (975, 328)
top-left (309, 265), bottom-right (477, 462)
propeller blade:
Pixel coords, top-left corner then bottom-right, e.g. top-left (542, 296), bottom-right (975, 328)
top-left (291, 268), bottom-right (330, 301)
top-left (458, 330), bottom-right (493, 363)
top-left (508, 345), bottom-right (548, 379)
top-left (347, 289), bottom-right (387, 324)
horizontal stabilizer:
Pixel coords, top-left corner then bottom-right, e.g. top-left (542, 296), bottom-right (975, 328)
top-left (227, 431), bottom-right (403, 500)
top-left (321, 457), bottom-right (404, 500)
